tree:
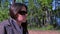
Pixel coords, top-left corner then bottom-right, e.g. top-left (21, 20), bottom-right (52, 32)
top-left (28, 0), bottom-right (53, 28)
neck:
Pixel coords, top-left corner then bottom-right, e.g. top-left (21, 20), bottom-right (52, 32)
top-left (10, 17), bottom-right (22, 26)
top-left (17, 21), bottom-right (22, 26)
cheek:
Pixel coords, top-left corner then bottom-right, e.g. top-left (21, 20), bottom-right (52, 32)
top-left (17, 15), bottom-right (23, 21)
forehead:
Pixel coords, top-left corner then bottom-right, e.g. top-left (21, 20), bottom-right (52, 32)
top-left (21, 6), bottom-right (26, 11)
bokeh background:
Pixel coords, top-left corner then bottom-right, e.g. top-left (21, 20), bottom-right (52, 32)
top-left (0, 0), bottom-right (60, 30)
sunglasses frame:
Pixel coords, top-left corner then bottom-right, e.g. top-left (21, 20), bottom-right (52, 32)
top-left (18, 11), bottom-right (27, 15)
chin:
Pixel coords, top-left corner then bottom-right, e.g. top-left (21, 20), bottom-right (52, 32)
top-left (22, 20), bottom-right (26, 22)
top-left (18, 20), bottom-right (26, 22)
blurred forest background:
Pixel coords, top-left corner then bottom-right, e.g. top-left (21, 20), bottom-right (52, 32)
top-left (0, 0), bottom-right (60, 30)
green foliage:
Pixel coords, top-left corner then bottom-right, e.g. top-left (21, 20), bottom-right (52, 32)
top-left (27, 0), bottom-right (60, 30)
top-left (0, 8), bottom-right (9, 22)
top-left (28, 25), bottom-right (54, 30)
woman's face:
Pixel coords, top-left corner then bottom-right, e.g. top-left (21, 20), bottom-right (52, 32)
top-left (17, 6), bottom-right (27, 23)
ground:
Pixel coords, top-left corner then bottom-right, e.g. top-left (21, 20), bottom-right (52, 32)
top-left (28, 30), bottom-right (60, 34)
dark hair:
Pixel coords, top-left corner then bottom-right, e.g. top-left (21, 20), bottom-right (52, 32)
top-left (9, 3), bottom-right (27, 19)
top-left (9, 3), bottom-right (28, 34)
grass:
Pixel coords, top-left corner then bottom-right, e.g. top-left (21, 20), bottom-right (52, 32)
top-left (27, 25), bottom-right (60, 31)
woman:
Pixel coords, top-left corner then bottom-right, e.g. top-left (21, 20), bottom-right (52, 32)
top-left (0, 3), bottom-right (28, 34)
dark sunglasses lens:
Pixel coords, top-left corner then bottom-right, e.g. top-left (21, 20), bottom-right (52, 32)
top-left (18, 11), bottom-right (27, 15)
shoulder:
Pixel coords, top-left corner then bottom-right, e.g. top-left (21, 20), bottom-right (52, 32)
top-left (0, 20), bottom-right (9, 34)
top-left (0, 20), bottom-right (10, 29)
top-left (0, 19), bottom-right (11, 29)
top-left (0, 20), bottom-right (9, 26)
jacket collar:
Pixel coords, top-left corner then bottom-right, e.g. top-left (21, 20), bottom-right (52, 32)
top-left (8, 17), bottom-right (23, 34)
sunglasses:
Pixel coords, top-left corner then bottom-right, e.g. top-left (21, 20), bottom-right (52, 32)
top-left (18, 11), bottom-right (27, 15)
